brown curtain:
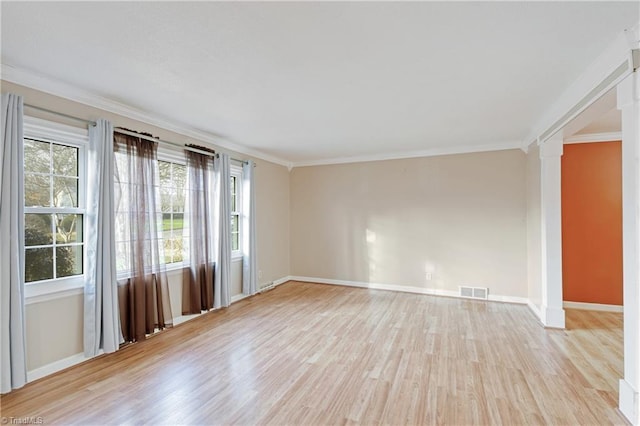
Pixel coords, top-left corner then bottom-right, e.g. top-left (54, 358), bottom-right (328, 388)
top-left (182, 148), bottom-right (216, 314)
top-left (113, 132), bottom-right (173, 343)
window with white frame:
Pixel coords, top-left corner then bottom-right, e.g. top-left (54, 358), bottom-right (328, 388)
top-left (158, 159), bottom-right (187, 265)
top-left (23, 118), bottom-right (87, 284)
top-left (230, 165), bottom-right (242, 256)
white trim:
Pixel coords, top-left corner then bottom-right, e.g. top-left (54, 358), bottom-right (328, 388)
top-left (230, 165), bottom-right (243, 258)
top-left (4, 63), bottom-right (524, 169)
top-left (288, 276), bottom-right (528, 305)
top-left (259, 275), bottom-right (292, 291)
top-left (291, 140), bottom-right (522, 168)
top-left (156, 145), bottom-right (187, 164)
top-left (272, 276), bottom-right (291, 287)
top-left (2, 63), bottom-right (292, 168)
top-left (24, 277), bottom-right (84, 304)
top-left (27, 350), bottom-right (101, 383)
top-left (528, 301), bottom-right (543, 323)
top-left (172, 313), bottom-right (200, 326)
top-left (23, 115), bottom-right (88, 146)
top-left (231, 293), bottom-right (249, 303)
top-left (523, 30), bottom-right (635, 149)
top-left (540, 305), bottom-right (567, 329)
top-left (563, 301), bottom-right (624, 313)
top-left (539, 135), bottom-right (566, 330)
top-left (619, 378), bottom-right (639, 426)
top-left (564, 132), bottom-right (622, 144)
top-left (618, 68), bottom-right (640, 426)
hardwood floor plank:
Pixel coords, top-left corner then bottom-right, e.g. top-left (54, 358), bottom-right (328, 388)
top-left (0, 282), bottom-right (629, 425)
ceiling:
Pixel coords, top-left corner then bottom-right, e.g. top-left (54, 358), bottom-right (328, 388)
top-left (1, 2), bottom-right (638, 165)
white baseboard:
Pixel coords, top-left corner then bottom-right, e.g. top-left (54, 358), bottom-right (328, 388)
top-left (619, 378), bottom-right (639, 425)
top-left (172, 313), bottom-right (201, 326)
top-left (273, 276), bottom-right (291, 286)
top-left (25, 276), bottom-right (292, 385)
top-left (231, 293), bottom-right (249, 303)
top-left (563, 301), bottom-right (624, 313)
top-left (289, 276), bottom-right (528, 305)
top-left (27, 350), bottom-right (102, 383)
top-left (259, 275), bottom-right (292, 291)
top-left (527, 301), bottom-right (543, 323)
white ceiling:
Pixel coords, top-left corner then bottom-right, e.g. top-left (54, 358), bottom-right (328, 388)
top-left (1, 2), bottom-right (638, 165)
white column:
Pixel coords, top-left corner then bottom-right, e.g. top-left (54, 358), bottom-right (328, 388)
top-left (618, 69), bottom-right (640, 426)
top-left (539, 134), bottom-right (565, 329)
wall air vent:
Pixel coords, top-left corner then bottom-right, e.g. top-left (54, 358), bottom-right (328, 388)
top-left (459, 286), bottom-right (489, 300)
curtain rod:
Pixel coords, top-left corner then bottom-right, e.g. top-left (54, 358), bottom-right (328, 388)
top-left (115, 127), bottom-right (217, 159)
top-left (24, 104), bottom-right (97, 126)
top-left (23, 103), bottom-right (250, 165)
top-left (115, 127), bottom-right (249, 164)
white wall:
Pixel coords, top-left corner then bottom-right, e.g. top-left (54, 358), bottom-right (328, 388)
top-left (290, 150), bottom-right (529, 298)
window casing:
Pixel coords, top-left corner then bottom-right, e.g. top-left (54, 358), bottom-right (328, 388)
top-left (114, 146), bottom-right (189, 276)
top-left (158, 159), bottom-right (187, 266)
top-left (230, 165), bottom-right (242, 258)
top-left (23, 117), bottom-right (88, 292)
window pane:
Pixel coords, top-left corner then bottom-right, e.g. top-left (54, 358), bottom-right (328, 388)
top-left (56, 246), bottom-right (83, 278)
top-left (25, 214), bottom-right (53, 246)
top-left (232, 232), bottom-right (239, 252)
top-left (55, 214), bottom-right (83, 244)
top-left (163, 238), bottom-right (173, 264)
top-left (173, 164), bottom-right (186, 189)
top-left (174, 189), bottom-right (185, 213)
top-left (53, 177), bottom-right (78, 207)
top-left (231, 215), bottom-right (238, 233)
top-left (25, 247), bottom-right (53, 282)
top-left (173, 237), bottom-right (184, 263)
top-left (173, 213), bottom-right (184, 231)
top-left (52, 144), bottom-right (78, 176)
top-left (24, 140), bottom-right (50, 173)
top-left (159, 161), bottom-right (171, 186)
top-left (160, 188), bottom-right (172, 213)
top-left (24, 173), bottom-right (51, 207)
top-left (162, 213), bottom-right (172, 232)
top-left (116, 242), bottom-right (130, 272)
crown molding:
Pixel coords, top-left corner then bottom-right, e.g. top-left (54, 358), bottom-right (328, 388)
top-left (1, 63), bottom-right (293, 168)
top-left (3, 62), bottom-right (590, 170)
top-left (564, 131), bottom-right (622, 144)
top-left (291, 140), bottom-right (523, 168)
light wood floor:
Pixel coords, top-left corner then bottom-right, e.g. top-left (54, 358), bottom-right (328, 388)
top-left (0, 282), bottom-right (627, 425)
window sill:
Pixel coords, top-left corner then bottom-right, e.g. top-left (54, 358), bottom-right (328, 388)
top-left (232, 253), bottom-right (243, 262)
top-left (25, 276), bottom-right (84, 305)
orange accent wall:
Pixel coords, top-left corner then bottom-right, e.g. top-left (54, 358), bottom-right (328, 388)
top-left (561, 141), bottom-right (622, 305)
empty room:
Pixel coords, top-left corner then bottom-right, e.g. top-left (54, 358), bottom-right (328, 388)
top-left (1, 1), bottom-right (640, 425)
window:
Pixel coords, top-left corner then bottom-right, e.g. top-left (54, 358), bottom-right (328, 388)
top-left (158, 160), bottom-right (187, 265)
top-left (23, 119), bottom-right (87, 284)
top-left (230, 166), bottom-right (242, 256)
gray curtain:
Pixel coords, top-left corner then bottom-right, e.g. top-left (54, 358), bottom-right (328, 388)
top-left (214, 153), bottom-right (231, 308)
top-left (182, 148), bottom-right (216, 314)
top-left (114, 132), bottom-right (173, 342)
top-left (242, 160), bottom-right (257, 295)
top-left (0, 93), bottom-right (27, 393)
top-left (84, 119), bottom-right (122, 357)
